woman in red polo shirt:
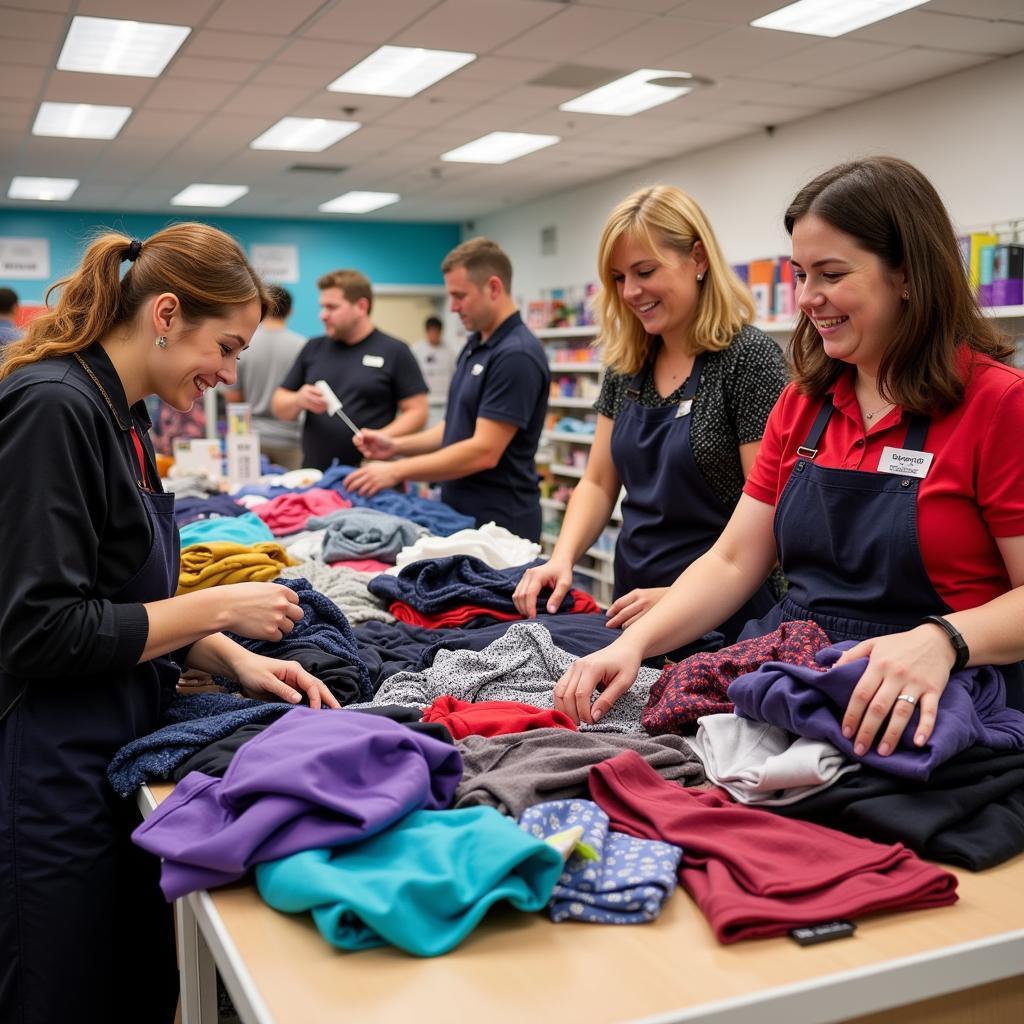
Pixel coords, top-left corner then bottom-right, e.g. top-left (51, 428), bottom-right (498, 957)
top-left (555, 156), bottom-right (1024, 759)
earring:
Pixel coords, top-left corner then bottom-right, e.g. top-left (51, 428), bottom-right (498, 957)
top-left (901, 290), bottom-right (909, 300)
top-left (696, 272), bottom-right (704, 282)
top-left (155, 336), bottom-right (167, 348)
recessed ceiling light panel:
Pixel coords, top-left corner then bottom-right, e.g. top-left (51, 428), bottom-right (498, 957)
top-left (751, 0), bottom-right (929, 38)
top-left (170, 184), bottom-right (249, 207)
top-left (250, 117), bottom-right (362, 152)
top-left (57, 16), bottom-right (191, 77)
top-left (318, 191), bottom-right (401, 214)
top-left (560, 68), bottom-right (694, 116)
top-left (440, 132), bottom-right (561, 165)
top-left (8, 176), bottom-right (80, 201)
top-left (32, 101), bottom-right (132, 140)
top-left (327, 45), bottom-right (476, 98)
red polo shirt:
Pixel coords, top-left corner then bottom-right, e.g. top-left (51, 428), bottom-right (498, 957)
top-left (744, 352), bottom-right (1024, 611)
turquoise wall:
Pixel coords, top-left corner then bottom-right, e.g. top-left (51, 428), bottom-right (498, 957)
top-left (0, 210), bottom-right (461, 338)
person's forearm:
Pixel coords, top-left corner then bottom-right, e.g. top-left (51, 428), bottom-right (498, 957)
top-left (391, 421), bottom-right (445, 457)
top-left (381, 402), bottom-right (427, 438)
top-left (391, 437), bottom-right (498, 484)
top-left (945, 586), bottom-right (1024, 667)
top-left (140, 590), bottom-right (231, 662)
top-left (270, 388), bottom-right (301, 421)
top-left (550, 479), bottom-right (616, 565)
top-left (184, 632), bottom-right (249, 677)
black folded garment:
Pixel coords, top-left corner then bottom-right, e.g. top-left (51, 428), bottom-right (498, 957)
top-left (769, 745), bottom-right (1024, 870)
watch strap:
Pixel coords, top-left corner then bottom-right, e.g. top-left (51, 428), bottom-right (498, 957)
top-left (920, 614), bottom-right (969, 673)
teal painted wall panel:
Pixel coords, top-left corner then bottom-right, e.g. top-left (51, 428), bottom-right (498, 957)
top-left (0, 210), bottom-right (460, 338)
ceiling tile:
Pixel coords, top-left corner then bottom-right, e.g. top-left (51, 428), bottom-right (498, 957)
top-left (43, 70), bottom-right (154, 105)
top-left (77, 0), bottom-right (217, 21)
top-left (305, 0), bottom-right (438, 44)
top-left (850, 11), bottom-right (1024, 54)
top-left (424, 74), bottom-right (513, 104)
top-left (928, 0), bottom-right (1024, 19)
top-left (580, 0), bottom-right (680, 13)
top-left (114, 109), bottom-right (203, 143)
top-left (746, 39), bottom-right (905, 85)
top-left (576, 16), bottom-right (728, 67)
top-left (668, 0), bottom-right (779, 22)
top-left (275, 39), bottom-right (371, 69)
top-left (248, 63), bottom-right (338, 89)
top-left (145, 77), bottom-right (239, 113)
top-left (163, 57), bottom-right (261, 83)
top-left (375, 96), bottom-right (478, 129)
top-left (661, 27), bottom-right (818, 79)
top-left (5, 38), bottom-right (60, 68)
top-left (753, 81), bottom-right (876, 109)
top-left (1, 0), bottom-right (71, 10)
top-left (820, 47), bottom-right (990, 92)
top-left (458, 56), bottom-right (557, 84)
top-left (496, 6), bottom-right (650, 60)
top-left (184, 30), bottom-right (285, 61)
top-left (714, 102), bottom-right (816, 127)
top-left (0, 64), bottom-right (46, 101)
top-left (219, 84), bottom-right (315, 117)
top-left (393, 0), bottom-right (559, 53)
top-left (5, 7), bottom-right (66, 41)
top-left (205, 0), bottom-right (325, 35)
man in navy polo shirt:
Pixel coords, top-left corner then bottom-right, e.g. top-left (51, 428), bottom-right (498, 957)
top-left (271, 269), bottom-right (428, 470)
top-left (345, 238), bottom-right (549, 542)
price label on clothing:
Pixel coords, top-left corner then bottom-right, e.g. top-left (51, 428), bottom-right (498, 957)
top-left (675, 399), bottom-right (693, 418)
top-left (878, 446), bottom-right (933, 478)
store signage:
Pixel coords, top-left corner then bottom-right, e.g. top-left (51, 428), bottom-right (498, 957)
top-left (249, 243), bottom-right (299, 283)
top-left (0, 237), bottom-right (50, 279)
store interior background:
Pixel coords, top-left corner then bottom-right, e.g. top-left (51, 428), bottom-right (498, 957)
top-left (0, 0), bottom-right (1022, 343)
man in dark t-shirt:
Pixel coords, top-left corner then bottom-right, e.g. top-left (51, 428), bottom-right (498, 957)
top-left (344, 239), bottom-right (548, 542)
top-left (272, 270), bottom-right (428, 470)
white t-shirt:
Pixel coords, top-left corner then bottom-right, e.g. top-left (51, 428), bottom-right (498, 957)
top-left (411, 338), bottom-right (454, 397)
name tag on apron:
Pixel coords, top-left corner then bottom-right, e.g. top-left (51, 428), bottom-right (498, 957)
top-left (878, 446), bottom-right (933, 478)
top-left (471, 363), bottom-right (484, 376)
top-left (362, 354), bottom-right (384, 368)
top-left (675, 399), bottom-right (693, 418)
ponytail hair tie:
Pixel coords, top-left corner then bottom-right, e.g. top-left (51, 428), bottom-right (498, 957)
top-left (126, 239), bottom-right (143, 263)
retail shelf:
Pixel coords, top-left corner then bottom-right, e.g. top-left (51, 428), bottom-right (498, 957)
top-left (549, 462), bottom-right (586, 478)
top-left (983, 305), bottom-right (1024, 318)
top-left (544, 431), bottom-right (594, 444)
top-left (755, 306), bottom-right (1024, 336)
top-left (754, 318), bottom-right (797, 334)
top-left (547, 396), bottom-right (594, 408)
top-left (571, 563), bottom-right (614, 583)
top-left (540, 533), bottom-right (615, 563)
top-left (540, 497), bottom-right (566, 511)
top-left (534, 326), bottom-right (597, 339)
top-left (549, 361), bottom-right (603, 372)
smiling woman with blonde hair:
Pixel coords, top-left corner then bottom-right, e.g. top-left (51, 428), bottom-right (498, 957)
top-left (515, 184), bottom-right (788, 642)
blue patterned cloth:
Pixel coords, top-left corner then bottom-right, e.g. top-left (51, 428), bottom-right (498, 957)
top-left (224, 577), bottom-right (372, 701)
top-left (518, 799), bottom-right (681, 924)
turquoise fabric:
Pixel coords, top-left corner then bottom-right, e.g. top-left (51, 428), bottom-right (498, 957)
top-left (255, 806), bottom-right (563, 956)
top-left (178, 512), bottom-right (274, 547)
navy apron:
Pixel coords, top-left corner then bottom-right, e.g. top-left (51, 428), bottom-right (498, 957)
top-left (610, 351), bottom-right (775, 643)
top-left (0, 423), bottom-right (180, 1022)
top-left (739, 396), bottom-right (1024, 709)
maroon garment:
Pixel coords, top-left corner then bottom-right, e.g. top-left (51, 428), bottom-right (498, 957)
top-left (642, 620), bottom-right (831, 733)
top-left (588, 751), bottom-right (958, 944)
top-left (421, 695), bottom-right (577, 740)
top-left (254, 489), bottom-right (351, 536)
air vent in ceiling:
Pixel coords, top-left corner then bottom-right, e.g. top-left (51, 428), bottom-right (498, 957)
top-left (529, 64), bottom-right (619, 91)
top-left (287, 163), bottom-right (349, 174)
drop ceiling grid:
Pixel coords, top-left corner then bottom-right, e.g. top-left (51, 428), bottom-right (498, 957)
top-left (0, 0), bottom-right (1019, 218)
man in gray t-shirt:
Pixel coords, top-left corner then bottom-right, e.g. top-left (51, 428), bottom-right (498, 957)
top-left (224, 285), bottom-right (307, 470)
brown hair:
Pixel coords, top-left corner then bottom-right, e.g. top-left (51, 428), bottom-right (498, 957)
top-left (317, 269), bottom-right (373, 313)
top-left (785, 156), bottom-right (1012, 415)
top-left (441, 237), bottom-right (512, 293)
top-left (596, 185), bottom-right (755, 376)
top-left (1, 223), bottom-right (268, 380)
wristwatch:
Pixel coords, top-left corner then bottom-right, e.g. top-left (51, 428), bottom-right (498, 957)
top-left (920, 614), bottom-right (970, 673)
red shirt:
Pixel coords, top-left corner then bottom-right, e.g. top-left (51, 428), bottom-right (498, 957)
top-left (744, 353), bottom-right (1024, 611)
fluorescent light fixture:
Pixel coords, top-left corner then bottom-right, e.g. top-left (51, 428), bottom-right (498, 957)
top-left (250, 117), bottom-right (361, 152)
top-left (170, 184), bottom-right (249, 207)
top-left (751, 0), bottom-right (929, 38)
top-left (441, 132), bottom-right (560, 165)
top-left (560, 69), bottom-right (693, 116)
top-left (32, 101), bottom-right (132, 140)
top-left (8, 176), bottom-right (80, 201)
top-left (327, 45), bottom-right (476, 98)
top-left (57, 16), bottom-right (190, 77)
top-left (319, 191), bottom-right (401, 214)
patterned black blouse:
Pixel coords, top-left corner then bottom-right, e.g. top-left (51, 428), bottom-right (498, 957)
top-left (593, 325), bottom-right (789, 508)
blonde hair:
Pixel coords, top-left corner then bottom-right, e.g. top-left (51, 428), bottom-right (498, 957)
top-left (1, 223), bottom-right (268, 380)
top-left (596, 185), bottom-right (755, 375)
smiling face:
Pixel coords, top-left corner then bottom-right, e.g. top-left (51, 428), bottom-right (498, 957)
top-left (152, 297), bottom-right (262, 412)
top-left (608, 231), bottom-right (706, 346)
top-left (791, 213), bottom-right (907, 375)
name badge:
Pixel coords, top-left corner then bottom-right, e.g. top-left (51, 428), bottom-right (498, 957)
top-left (362, 354), bottom-right (384, 368)
top-left (878, 446), bottom-right (933, 478)
top-left (675, 399), bottom-right (693, 418)
top-left (471, 363), bottom-right (484, 376)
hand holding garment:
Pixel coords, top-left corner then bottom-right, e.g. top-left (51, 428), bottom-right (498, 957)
top-left (518, 799), bottom-right (681, 924)
top-left (689, 714), bottom-right (859, 806)
top-left (728, 643), bottom-right (1024, 781)
top-left (421, 695), bottom-right (577, 739)
top-left (132, 707), bottom-right (463, 900)
top-left (176, 541), bottom-right (296, 593)
top-left (589, 751), bottom-right (958, 944)
top-left (641, 620), bottom-right (832, 733)
top-left (255, 807), bottom-right (562, 956)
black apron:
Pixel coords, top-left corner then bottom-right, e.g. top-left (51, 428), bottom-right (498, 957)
top-left (611, 352), bottom-right (775, 642)
top-left (739, 396), bottom-right (1024, 709)
top-left (0, 434), bottom-right (180, 1021)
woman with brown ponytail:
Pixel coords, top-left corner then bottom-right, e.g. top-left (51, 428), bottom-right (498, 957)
top-left (0, 223), bottom-right (340, 1024)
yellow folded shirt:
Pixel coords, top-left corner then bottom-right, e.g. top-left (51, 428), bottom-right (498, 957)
top-left (177, 541), bottom-right (297, 594)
